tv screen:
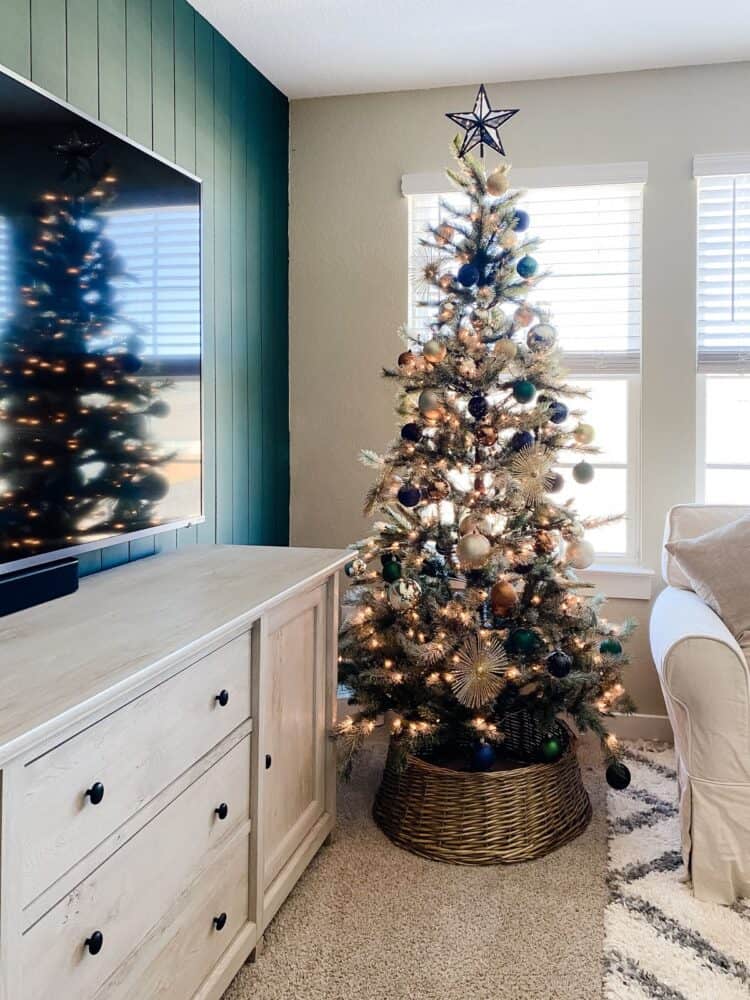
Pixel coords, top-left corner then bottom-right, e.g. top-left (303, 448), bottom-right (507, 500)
top-left (0, 68), bottom-right (202, 573)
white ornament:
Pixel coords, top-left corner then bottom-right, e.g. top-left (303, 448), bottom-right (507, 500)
top-left (387, 577), bottom-right (422, 611)
top-left (565, 539), bottom-right (595, 570)
top-left (456, 532), bottom-right (492, 569)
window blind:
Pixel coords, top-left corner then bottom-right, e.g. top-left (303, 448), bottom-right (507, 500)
top-left (408, 182), bottom-right (643, 374)
top-left (0, 216), bottom-right (12, 329)
top-left (104, 205), bottom-right (201, 366)
top-left (696, 173), bottom-right (750, 373)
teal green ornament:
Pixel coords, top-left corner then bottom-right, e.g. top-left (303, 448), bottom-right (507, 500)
top-left (382, 560), bottom-right (402, 584)
top-left (572, 461), bottom-right (595, 484)
top-left (600, 637), bottom-right (623, 656)
top-left (540, 735), bottom-right (563, 762)
top-left (517, 256), bottom-right (538, 278)
top-left (512, 379), bottom-right (536, 404)
top-left (507, 628), bottom-right (537, 655)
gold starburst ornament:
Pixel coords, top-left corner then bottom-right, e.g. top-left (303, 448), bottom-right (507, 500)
top-left (451, 632), bottom-right (508, 708)
top-left (510, 445), bottom-right (556, 507)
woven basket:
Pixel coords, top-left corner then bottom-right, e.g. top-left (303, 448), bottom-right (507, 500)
top-left (373, 719), bottom-right (591, 865)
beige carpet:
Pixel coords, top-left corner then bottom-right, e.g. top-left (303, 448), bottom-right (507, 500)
top-left (224, 735), bottom-right (608, 1000)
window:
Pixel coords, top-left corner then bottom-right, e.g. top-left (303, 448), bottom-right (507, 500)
top-left (103, 205), bottom-right (201, 369)
top-left (406, 167), bottom-right (645, 561)
top-left (695, 160), bottom-right (750, 502)
top-left (0, 216), bottom-right (13, 334)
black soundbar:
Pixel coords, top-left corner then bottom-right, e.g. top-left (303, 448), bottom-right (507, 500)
top-left (0, 557), bottom-right (79, 617)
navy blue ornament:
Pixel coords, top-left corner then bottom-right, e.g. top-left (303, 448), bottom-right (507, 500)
top-left (471, 741), bottom-right (496, 771)
top-left (547, 400), bottom-right (568, 424)
top-left (468, 394), bottom-right (489, 420)
top-left (517, 256), bottom-right (538, 278)
top-left (513, 209), bottom-right (530, 232)
top-left (547, 471), bottom-right (565, 493)
top-left (397, 485), bottom-right (422, 508)
top-left (401, 422), bottom-right (422, 443)
top-left (511, 430), bottom-right (535, 451)
top-left (606, 761), bottom-right (631, 790)
top-left (458, 263), bottom-right (480, 287)
top-left (546, 650), bottom-right (573, 678)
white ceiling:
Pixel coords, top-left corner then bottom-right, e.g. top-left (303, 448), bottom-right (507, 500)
top-left (188, 0), bottom-right (750, 100)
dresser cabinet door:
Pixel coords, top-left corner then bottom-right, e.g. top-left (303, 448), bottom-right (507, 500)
top-left (261, 585), bottom-right (328, 894)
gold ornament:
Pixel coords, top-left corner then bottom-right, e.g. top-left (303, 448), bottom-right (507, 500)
top-left (423, 338), bottom-right (447, 364)
top-left (490, 579), bottom-right (518, 615)
top-left (510, 446), bottom-right (557, 506)
top-left (565, 538), bottom-right (595, 569)
top-left (513, 305), bottom-right (536, 328)
top-left (435, 223), bottom-right (454, 246)
top-left (459, 512), bottom-right (493, 536)
top-left (574, 423), bottom-right (595, 445)
top-left (456, 531), bottom-right (491, 568)
top-left (493, 338), bottom-right (517, 362)
top-left (456, 357), bottom-right (478, 379)
top-left (486, 167), bottom-right (510, 197)
top-left (475, 425), bottom-right (498, 447)
top-left (451, 632), bottom-right (508, 708)
top-left (457, 327), bottom-right (482, 352)
top-left (501, 230), bottom-right (518, 249)
top-left (418, 389), bottom-right (442, 420)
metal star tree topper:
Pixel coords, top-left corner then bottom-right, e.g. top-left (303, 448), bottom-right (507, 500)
top-left (446, 84), bottom-right (518, 158)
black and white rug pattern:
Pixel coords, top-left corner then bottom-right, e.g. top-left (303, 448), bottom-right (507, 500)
top-left (604, 742), bottom-right (750, 999)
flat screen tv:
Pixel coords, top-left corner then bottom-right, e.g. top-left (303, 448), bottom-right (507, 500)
top-left (0, 67), bottom-right (202, 575)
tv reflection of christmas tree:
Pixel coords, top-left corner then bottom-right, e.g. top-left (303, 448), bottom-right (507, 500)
top-left (0, 137), bottom-right (171, 563)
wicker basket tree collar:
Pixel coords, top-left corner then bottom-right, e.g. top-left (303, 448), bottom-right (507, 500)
top-left (337, 108), bottom-right (636, 866)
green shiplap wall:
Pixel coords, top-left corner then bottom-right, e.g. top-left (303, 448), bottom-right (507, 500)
top-left (0, 0), bottom-right (290, 574)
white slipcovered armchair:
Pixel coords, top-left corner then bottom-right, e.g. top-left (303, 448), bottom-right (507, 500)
top-left (650, 504), bottom-right (750, 904)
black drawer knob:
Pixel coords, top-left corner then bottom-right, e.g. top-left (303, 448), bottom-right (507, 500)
top-left (213, 912), bottom-right (227, 932)
top-left (85, 931), bottom-right (104, 956)
top-left (85, 782), bottom-right (105, 806)
top-left (215, 802), bottom-right (229, 821)
top-left (265, 754), bottom-right (272, 770)
top-left (216, 689), bottom-right (230, 707)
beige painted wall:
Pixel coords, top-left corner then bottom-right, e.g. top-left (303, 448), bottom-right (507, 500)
top-left (289, 61), bottom-right (750, 722)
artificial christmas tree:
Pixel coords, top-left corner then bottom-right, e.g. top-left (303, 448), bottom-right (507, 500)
top-left (0, 138), bottom-right (171, 564)
top-left (338, 112), bottom-right (635, 861)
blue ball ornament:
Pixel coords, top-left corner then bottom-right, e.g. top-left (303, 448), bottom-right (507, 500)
top-left (397, 485), bottom-right (422, 508)
top-left (511, 430), bottom-right (535, 451)
top-left (547, 400), bottom-right (568, 424)
top-left (468, 394), bottom-right (489, 420)
top-left (513, 209), bottom-right (530, 232)
top-left (457, 263), bottom-right (480, 288)
top-left (517, 256), bottom-right (538, 279)
top-left (471, 741), bottom-right (496, 772)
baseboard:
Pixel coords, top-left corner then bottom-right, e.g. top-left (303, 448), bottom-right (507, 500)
top-left (608, 712), bottom-right (673, 742)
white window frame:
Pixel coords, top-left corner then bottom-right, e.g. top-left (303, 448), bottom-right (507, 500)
top-left (404, 163), bottom-right (646, 570)
top-left (694, 155), bottom-right (750, 503)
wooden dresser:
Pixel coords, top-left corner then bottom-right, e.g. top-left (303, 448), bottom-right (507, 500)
top-left (0, 544), bottom-right (348, 1000)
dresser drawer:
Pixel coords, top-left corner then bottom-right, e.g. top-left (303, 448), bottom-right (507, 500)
top-left (21, 632), bottom-right (251, 907)
top-left (20, 734), bottom-right (250, 1000)
top-left (102, 835), bottom-right (250, 1000)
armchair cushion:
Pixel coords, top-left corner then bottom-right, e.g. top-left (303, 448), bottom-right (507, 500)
top-left (662, 503), bottom-right (750, 588)
top-left (665, 513), bottom-right (750, 656)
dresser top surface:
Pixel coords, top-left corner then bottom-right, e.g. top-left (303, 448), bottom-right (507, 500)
top-left (0, 544), bottom-right (348, 761)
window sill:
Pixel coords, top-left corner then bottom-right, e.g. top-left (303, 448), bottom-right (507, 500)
top-left (576, 563), bottom-right (654, 601)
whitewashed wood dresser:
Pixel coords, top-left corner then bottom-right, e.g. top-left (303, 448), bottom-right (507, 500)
top-left (0, 544), bottom-right (348, 1000)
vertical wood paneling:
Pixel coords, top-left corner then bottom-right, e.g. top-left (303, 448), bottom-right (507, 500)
top-left (150, 0), bottom-right (175, 161)
top-left (0, 0), bottom-right (31, 76)
top-left (97, 0), bottom-right (127, 130)
top-left (194, 14), bottom-right (216, 546)
top-left (173, 0), bottom-right (195, 171)
top-left (125, 0), bottom-right (153, 148)
top-left (66, 0), bottom-right (99, 116)
top-left (212, 34), bottom-right (233, 544)
top-left (30, 0), bottom-right (67, 98)
top-left (5, 0), bottom-right (289, 577)
top-left (230, 50), bottom-right (248, 543)
top-left (245, 68), bottom-right (264, 543)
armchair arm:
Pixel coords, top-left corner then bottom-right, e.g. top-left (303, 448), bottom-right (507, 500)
top-left (650, 587), bottom-right (750, 783)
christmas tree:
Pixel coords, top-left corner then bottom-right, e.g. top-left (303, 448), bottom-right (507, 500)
top-left (0, 137), bottom-right (171, 564)
top-left (338, 139), bottom-right (635, 788)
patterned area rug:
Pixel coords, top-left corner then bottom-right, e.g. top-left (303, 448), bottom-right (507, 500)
top-left (604, 743), bottom-right (750, 999)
